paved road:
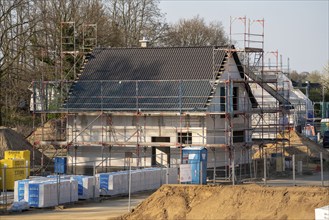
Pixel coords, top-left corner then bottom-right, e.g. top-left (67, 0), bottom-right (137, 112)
top-left (0, 191), bottom-right (153, 220)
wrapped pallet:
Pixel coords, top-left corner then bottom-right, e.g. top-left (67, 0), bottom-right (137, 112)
top-left (21, 178), bottom-right (78, 208)
top-left (25, 181), bottom-right (58, 208)
top-left (14, 179), bottom-right (30, 202)
top-left (14, 178), bottom-right (49, 202)
top-left (57, 179), bottom-right (78, 204)
top-left (168, 167), bottom-right (179, 184)
top-left (98, 171), bottom-right (129, 196)
top-left (97, 167), bottom-right (179, 196)
top-left (71, 175), bottom-right (99, 199)
top-left (98, 172), bottom-right (112, 195)
top-left (111, 171), bottom-right (129, 195)
top-left (46, 175), bottom-right (79, 203)
top-left (47, 174), bottom-right (72, 181)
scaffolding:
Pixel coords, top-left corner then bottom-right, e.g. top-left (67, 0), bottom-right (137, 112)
top-left (227, 16), bottom-right (300, 179)
top-left (82, 23), bottom-right (97, 53)
top-left (227, 16), bottom-right (266, 182)
top-left (30, 21), bottom-right (97, 172)
top-left (29, 19), bottom-right (309, 182)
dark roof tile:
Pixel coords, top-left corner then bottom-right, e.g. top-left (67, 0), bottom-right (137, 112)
top-left (80, 47), bottom-right (224, 81)
top-left (65, 46), bottom-right (254, 111)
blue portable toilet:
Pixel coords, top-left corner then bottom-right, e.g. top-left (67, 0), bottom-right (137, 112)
top-left (181, 147), bottom-right (207, 184)
top-left (54, 157), bottom-right (67, 174)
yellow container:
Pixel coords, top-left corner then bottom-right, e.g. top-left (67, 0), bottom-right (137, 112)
top-left (4, 150), bottom-right (30, 161)
top-left (0, 159), bottom-right (28, 190)
top-left (4, 150), bottom-right (30, 174)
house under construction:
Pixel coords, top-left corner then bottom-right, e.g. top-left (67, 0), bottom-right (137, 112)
top-left (29, 18), bottom-right (311, 180)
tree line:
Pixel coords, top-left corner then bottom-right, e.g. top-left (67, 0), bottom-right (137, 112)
top-left (0, 0), bottom-right (228, 128)
top-left (289, 65), bottom-right (329, 103)
top-left (0, 0), bottom-right (328, 130)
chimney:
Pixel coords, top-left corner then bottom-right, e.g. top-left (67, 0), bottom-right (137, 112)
top-left (139, 37), bottom-right (149, 48)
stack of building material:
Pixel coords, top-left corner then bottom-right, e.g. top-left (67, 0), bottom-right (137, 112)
top-left (131, 169), bottom-right (143, 193)
top-left (0, 158), bottom-right (27, 190)
top-left (47, 175), bottom-right (82, 202)
top-left (4, 150), bottom-right (30, 174)
top-left (142, 168), bottom-right (161, 190)
top-left (139, 168), bottom-right (178, 190)
top-left (98, 172), bottom-right (116, 195)
top-left (167, 167), bottom-right (179, 184)
top-left (14, 177), bottom-right (51, 202)
top-left (46, 175), bottom-right (71, 180)
top-left (57, 179), bottom-right (79, 204)
top-left (51, 175), bottom-right (99, 199)
top-left (14, 179), bottom-right (30, 202)
top-left (70, 175), bottom-right (100, 199)
top-left (14, 174), bottom-right (99, 206)
top-left (26, 181), bottom-right (58, 207)
top-left (108, 171), bottom-right (129, 196)
top-left (0, 150), bottom-right (31, 190)
top-left (97, 167), bottom-right (178, 196)
top-left (14, 178), bottom-right (79, 208)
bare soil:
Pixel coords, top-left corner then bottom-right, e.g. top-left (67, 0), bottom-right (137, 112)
top-left (118, 184), bottom-right (329, 220)
top-left (253, 130), bottom-right (329, 161)
top-left (0, 126), bottom-right (44, 163)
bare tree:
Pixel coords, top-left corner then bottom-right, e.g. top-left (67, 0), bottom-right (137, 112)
top-left (322, 61), bottom-right (329, 92)
top-left (289, 70), bottom-right (309, 84)
top-left (105, 0), bottom-right (167, 47)
top-left (162, 15), bottom-right (228, 47)
top-left (306, 70), bottom-right (322, 83)
top-left (29, 0), bottom-right (116, 81)
top-left (0, 0), bottom-right (37, 126)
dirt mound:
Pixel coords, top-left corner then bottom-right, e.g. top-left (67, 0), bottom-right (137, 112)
top-left (27, 119), bottom-right (66, 144)
top-left (118, 184), bottom-right (329, 220)
top-left (0, 126), bottom-right (45, 165)
top-left (253, 130), bottom-right (329, 161)
top-left (281, 130), bottom-right (329, 160)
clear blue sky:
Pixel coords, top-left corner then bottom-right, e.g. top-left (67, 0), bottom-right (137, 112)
top-left (159, 0), bottom-right (329, 73)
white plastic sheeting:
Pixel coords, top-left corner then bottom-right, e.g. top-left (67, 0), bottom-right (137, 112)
top-left (46, 175), bottom-right (100, 200)
top-left (28, 179), bottom-right (78, 207)
top-left (97, 167), bottom-right (178, 196)
top-left (70, 175), bottom-right (100, 199)
top-left (9, 200), bottom-right (30, 212)
top-left (18, 179), bottom-right (78, 208)
top-left (13, 169), bottom-right (177, 208)
top-left (14, 175), bottom-right (103, 208)
top-left (14, 179), bottom-right (30, 202)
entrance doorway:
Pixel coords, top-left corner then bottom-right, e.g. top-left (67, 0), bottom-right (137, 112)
top-left (151, 137), bottom-right (171, 167)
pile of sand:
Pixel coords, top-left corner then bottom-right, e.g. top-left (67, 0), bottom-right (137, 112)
top-left (278, 130), bottom-right (329, 161)
top-left (0, 126), bottom-right (45, 165)
top-left (118, 184), bottom-right (329, 220)
top-left (253, 130), bottom-right (329, 161)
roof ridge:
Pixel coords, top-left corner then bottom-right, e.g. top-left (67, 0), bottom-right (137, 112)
top-left (94, 45), bottom-right (229, 50)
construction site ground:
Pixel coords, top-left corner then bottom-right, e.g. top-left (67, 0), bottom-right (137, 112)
top-left (1, 172), bottom-right (328, 220)
top-left (1, 127), bottom-right (329, 219)
top-left (118, 183), bottom-right (329, 220)
top-left (1, 192), bottom-right (152, 220)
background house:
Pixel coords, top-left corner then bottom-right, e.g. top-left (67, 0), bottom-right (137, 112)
top-left (250, 72), bottom-right (312, 139)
